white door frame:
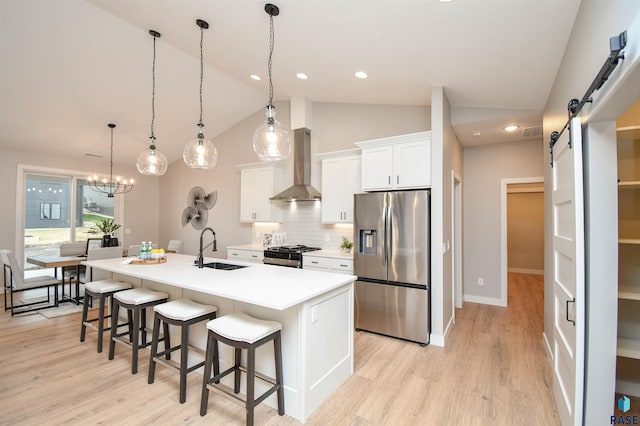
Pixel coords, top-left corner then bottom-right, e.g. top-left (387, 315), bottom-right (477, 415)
top-left (500, 176), bottom-right (544, 306)
top-left (452, 171), bottom-right (463, 310)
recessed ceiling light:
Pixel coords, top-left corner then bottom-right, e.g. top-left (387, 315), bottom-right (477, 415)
top-left (504, 125), bottom-right (520, 132)
top-left (296, 73), bottom-right (308, 80)
top-left (250, 74), bottom-right (261, 81)
top-left (354, 71), bottom-right (368, 79)
top-left (436, 0), bottom-right (455, 3)
top-left (472, 130), bottom-right (481, 137)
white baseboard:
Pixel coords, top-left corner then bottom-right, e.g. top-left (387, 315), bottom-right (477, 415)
top-left (429, 333), bottom-right (445, 347)
top-left (542, 332), bottom-right (553, 361)
top-left (508, 267), bottom-right (544, 275)
top-left (463, 294), bottom-right (506, 307)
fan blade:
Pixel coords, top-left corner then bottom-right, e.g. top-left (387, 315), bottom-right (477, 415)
top-left (187, 186), bottom-right (206, 208)
top-left (191, 207), bottom-right (208, 230)
top-left (181, 206), bottom-right (197, 227)
top-left (198, 190), bottom-right (218, 210)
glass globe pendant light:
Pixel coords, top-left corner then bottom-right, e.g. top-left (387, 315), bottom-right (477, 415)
top-left (137, 30), bottom-right (168, 176)
top-left (183, 19), bottom-right (218, 169)
top-left (253, 3), bottom-right (291, 162)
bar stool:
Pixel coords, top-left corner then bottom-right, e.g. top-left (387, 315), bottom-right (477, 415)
top-left (108, 287), bottom-right (168, 374)
top-left (200, 312), bottom-right (284, 426)
top-left (80, 279), bottom-right (132, 353)
top-left (148, 299), bottom-right (218, 403)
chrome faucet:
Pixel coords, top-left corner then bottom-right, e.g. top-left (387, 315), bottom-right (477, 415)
top-left (197, 227), bottom-right (217, 268)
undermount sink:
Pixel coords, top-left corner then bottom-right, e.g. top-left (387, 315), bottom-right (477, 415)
top-left (201, 262), bottom-right (249, 271)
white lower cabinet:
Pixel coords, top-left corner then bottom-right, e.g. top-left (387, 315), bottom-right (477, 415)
top-left (227, 248), bottom-right (264, 264)
top-left (303, 254), bottom-right (353, 274)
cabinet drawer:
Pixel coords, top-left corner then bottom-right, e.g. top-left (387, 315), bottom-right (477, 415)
top-left (331, 258), bottom-right (353, 273)
top-left (227, 249), bottom-right (242, 259)
top-left (303, 256), bottom-right (330, 269)
top-left (227, 249), bottom-right (264, 263)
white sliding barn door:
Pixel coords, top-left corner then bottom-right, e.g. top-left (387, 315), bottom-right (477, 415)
top-left (551, 117), bottom-right (585, 426)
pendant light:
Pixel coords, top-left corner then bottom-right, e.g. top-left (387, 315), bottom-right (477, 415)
top-left (252, 3), bottom-right (291, 162)
top-left (183, 19), bottom-right (218, 169)
top-left (88, 123), bottom-right (134, 197)
top-left (137, 30), bottom-right (168, 176)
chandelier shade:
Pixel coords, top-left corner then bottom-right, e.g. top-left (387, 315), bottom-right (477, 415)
top-left (183, 19), bottom-right (218, 169)
top-left (88, 123), bottom-right (134, 197)
top-left (253, 3), bottom-right (291, 162)
top-left (137, 29), bottom-right (168, 176)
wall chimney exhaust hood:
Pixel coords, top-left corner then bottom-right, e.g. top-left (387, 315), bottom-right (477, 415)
top-left (270, 128), bottom-right (321, 201)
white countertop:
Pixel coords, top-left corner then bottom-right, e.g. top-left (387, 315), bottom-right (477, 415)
top-left (84, 253), bottom-right (356, 311)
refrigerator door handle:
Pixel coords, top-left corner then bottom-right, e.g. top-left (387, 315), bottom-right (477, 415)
top-left (382, 205), bottom-right (388, 266)
top-left (386, 204), bottom-right (392, 263)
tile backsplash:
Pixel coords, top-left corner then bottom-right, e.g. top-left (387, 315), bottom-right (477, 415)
top-left (251, 201), bottom-right (354, 250)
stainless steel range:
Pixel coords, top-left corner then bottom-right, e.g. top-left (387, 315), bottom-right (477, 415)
top-left (263, 245), bottom-right (321, 268)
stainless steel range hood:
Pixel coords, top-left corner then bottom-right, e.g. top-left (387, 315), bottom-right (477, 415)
top-left (270, 128), bottom-right (321, 201)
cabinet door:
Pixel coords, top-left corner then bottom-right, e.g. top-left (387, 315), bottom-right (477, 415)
top-left (240, 169), bottom-right (257, 222)
top-left (393, 140), bottom-right (430, 188)
top-left (253, 167), bottom-right (275, 222)
top-left (321, 158), bottom-right (345, 224)
top-left (361, 146), bottom-right (393, 191)
top-left (343, 156), bottom-right (361, 222)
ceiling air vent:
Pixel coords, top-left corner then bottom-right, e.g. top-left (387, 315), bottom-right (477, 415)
top-left (522, 126), bottom-right (543, 139)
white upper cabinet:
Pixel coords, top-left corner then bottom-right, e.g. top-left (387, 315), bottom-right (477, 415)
top-left (318, 149), bottom-right (361, 224)
top-left (238, 163), bottom-right (284, 223)
top-left (355, 131), bottom-right (431, 191)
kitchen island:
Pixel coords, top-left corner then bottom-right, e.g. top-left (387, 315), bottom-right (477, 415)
top-left (83, 253), bottom-right (356, 423)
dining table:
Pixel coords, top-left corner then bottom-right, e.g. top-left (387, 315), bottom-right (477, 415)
top-left (26, 255), bottom-right (86, 304)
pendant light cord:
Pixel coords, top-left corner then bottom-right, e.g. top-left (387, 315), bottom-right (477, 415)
top-left (150, 35), bottom-right (157, 146)
top-left (199, 25), bottom-right (204, 126)
top-left (109, 124), bottom-right (115, 192)
top-left (267, 13), bottom-right (274, 107)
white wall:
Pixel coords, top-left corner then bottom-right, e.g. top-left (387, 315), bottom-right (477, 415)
top-left (158, 101), bottom-right (431, 256)
top-left (0, 147), bottom-right (160, 258)
top-left (462, 140), bottom-right (543, 304)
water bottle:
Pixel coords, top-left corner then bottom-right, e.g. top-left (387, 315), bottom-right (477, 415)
top-left (140, 241), bottom-right (146, 260)
top-left (147, 241), bottom-right (153, 260)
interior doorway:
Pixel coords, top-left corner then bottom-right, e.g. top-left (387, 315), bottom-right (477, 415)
top-left (500, 177), bottom-right (544, 306)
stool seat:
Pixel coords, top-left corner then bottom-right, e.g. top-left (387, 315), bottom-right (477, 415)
top-left (114, 287), bottom-right (168, 305)
top-left (84, 279), bottom-right (132, 294)
top-left (155, 299), bottom-right (217, 321)
top-left (206, 312), bottom-right (282, 344)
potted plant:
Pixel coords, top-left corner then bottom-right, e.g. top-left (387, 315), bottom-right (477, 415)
top-left (92, 218), bottom-right (121, 247)
top-left (339, 237), bottom-right (353, 254)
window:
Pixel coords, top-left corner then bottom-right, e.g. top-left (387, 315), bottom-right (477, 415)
top-left (20, 169), bottom-right (120, 262)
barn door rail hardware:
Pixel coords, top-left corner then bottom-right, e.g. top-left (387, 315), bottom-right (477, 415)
top-left (549, 30), bottom-right (627, 166)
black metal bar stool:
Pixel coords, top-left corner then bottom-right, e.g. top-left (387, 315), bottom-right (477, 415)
top-left (80, 279), bottom-right (132, 353)
top-left (148, 299), bottom-right (218, 403)
top-left (200, 312), bottom-right (284, 426)
top-left (108, 287), bottom-right (168, 374)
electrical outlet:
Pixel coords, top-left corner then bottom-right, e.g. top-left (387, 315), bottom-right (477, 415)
top-left (125, 228), bottom-right (131, 235)
top-left (478, 278), bottom-right (484, 286)
top-left (325, 234), bottom-right (330, 242)
top-left (255, 231), bottom-right (260, 239)
top-left (311, 305), bottom-right (319, 323)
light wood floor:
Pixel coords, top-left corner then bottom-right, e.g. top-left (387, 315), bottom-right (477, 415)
top-left (0, 273), bottom-right (559, 425)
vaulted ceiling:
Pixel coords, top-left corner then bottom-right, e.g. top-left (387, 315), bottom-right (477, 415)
top-left (0, 0), bottom-right (582, 167)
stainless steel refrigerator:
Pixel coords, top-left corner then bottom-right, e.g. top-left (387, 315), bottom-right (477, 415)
top-left (354, 190), bottom-right (430, 345)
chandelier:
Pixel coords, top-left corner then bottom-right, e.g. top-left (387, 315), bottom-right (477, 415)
top-left (88, 123), bottom-right (134, 197)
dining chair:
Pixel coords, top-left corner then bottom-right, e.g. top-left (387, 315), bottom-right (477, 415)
top-left (1, 249), bottom-right (59, 315)
top-left (79, 246), bottom-right (124, 284)
top-left (167, 240), bottom-right (183, 254)
top-left (59, 241), bottom-right (87, 300)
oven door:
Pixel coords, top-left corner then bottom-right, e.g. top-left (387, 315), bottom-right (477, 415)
top-left (263, 257), bottom-right (300, 268)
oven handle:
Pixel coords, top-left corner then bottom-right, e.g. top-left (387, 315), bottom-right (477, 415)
top-left (263, 258), bottom-right (301, 268)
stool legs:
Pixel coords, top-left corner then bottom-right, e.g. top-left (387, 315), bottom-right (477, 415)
top-left (246, 346), bottom-right (256, 426)
top-left (200, 332), bottom-right (220, 416)
top-left (274, 333), bottom-right (284, 415)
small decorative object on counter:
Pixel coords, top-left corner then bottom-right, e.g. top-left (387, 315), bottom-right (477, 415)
top-left (262, 233), bottom-right (272, 247)
top-left (339, 237), bottom-right (353, 254)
